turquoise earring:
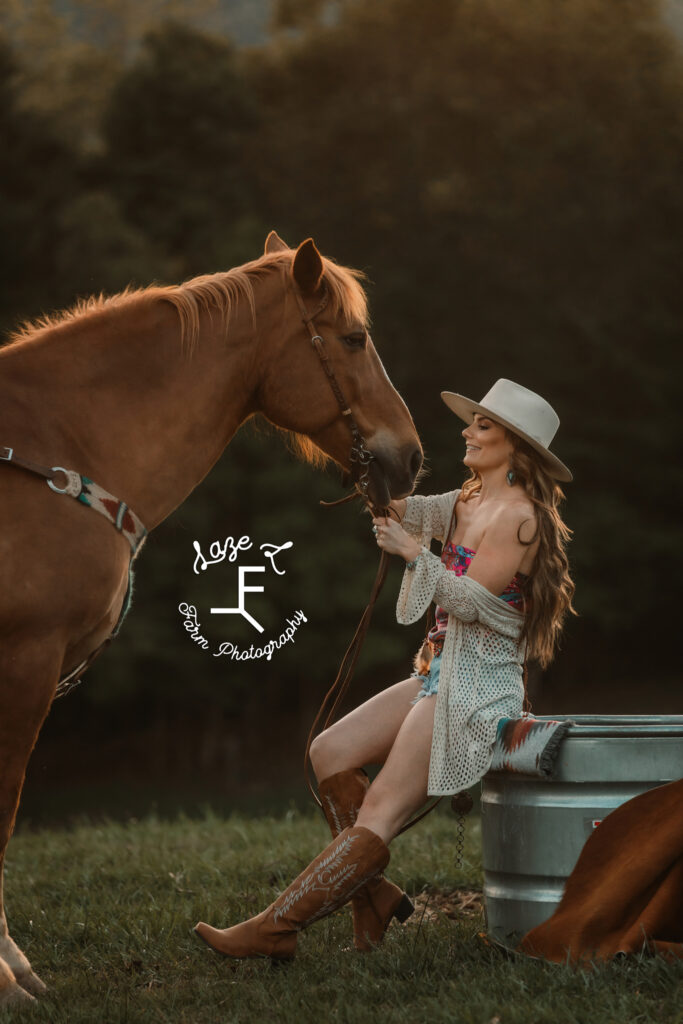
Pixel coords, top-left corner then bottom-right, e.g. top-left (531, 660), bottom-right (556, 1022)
top-left (506, 469), bottom-right (516, 486)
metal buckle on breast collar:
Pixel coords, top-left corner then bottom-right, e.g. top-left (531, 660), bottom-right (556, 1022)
top-left (47, 467), bottom-right (82, 497)
top-left (0, 447), bottom-right (13, 461)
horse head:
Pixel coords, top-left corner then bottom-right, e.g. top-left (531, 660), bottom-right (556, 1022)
top-left (257, 231), bottom-right (423, 509)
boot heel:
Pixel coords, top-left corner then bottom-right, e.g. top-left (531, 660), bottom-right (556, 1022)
top-left (394, 893), bottom-right (414, 923)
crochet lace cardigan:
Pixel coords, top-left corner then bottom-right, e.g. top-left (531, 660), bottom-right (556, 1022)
top-left (398, 488), bottom-right (526, 795)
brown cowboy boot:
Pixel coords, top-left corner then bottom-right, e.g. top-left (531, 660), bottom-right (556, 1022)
top-left (194, 826), bottom-right (390, 960)
top-left (319, 769), bottom-right (414, 951)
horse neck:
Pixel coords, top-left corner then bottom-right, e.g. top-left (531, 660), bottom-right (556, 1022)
top-left (2, 294), bottom-right (262, 529)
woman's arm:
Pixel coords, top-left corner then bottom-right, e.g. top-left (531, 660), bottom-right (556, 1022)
top-left (395, 489), bottom-right (460, 543)
top-left (396, 546), bottom-right (479, 624)
top-left (374, 514), bottom-right (476, 624)
top-left (463, 506), bottom-right (537, 596)
top-left (395, 505), bottom-right (535, 625)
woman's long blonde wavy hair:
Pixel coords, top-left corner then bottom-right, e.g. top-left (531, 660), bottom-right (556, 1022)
top-left (460, 433), bottom-right (576, 668)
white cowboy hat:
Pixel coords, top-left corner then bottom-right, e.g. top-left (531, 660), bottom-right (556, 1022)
top-left (440, 378), bottom-right (572, 482)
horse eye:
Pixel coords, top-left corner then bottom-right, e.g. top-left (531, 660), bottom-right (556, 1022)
top-left (342, 332), bottom-right (367, 350)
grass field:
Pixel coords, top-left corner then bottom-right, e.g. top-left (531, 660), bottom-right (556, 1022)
top-left (1, 808), bottom-right (681, 1023)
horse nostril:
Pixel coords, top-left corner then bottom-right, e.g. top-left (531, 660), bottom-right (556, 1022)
top-left (409, 447), bottom-right (423, 480)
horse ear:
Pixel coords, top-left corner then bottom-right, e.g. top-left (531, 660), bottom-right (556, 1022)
top-left (292, 238), bottom-right (324, 295)
top-left (264, 230), bottom-right (289, 254)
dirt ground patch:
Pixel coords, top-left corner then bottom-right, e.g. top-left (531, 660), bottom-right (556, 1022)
top-left (410, 887), bottom-right (484, 923)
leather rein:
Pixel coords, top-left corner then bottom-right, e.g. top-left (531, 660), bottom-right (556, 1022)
top-left (291, 278), bottom-right (441, 836)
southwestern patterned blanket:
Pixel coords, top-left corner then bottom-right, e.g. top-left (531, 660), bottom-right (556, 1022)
top-left (490, 715), bottom-right (573, 777)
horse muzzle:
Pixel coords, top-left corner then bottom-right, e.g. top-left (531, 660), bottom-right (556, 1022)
top-left (364, 442), bottom-right (423, 510)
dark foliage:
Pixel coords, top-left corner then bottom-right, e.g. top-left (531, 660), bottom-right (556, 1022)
top-left (3, 1), bottom-right (682, 799)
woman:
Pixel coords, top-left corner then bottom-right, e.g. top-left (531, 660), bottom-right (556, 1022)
top-left (195, 379), bottom-right (575, 960)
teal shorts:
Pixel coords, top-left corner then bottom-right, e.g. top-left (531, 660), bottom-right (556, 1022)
top-left (410, 651), bottom-right (443, 703)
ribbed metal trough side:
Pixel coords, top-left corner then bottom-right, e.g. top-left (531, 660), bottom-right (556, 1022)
top-left (481, 715), bottom-right (683, 950)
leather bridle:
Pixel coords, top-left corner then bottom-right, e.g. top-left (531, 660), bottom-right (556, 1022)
top-left (289, 278), bottom-right (379, 506)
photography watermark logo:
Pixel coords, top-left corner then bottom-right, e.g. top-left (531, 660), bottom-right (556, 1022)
top-left (178, 533), bottom-right (307, 661)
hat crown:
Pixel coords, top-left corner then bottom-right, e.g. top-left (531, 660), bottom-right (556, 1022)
top-left (480, 379), bottom-right (559, 447)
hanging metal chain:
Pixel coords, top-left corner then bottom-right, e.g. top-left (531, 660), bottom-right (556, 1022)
top-left (451, 791), bottom-right (474, 870)
top-left (454, 814), bottom-right (466, 869)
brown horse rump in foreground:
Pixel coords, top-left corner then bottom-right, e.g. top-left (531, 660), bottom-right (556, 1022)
top-left (0, 231), bottom-right (422, 1005)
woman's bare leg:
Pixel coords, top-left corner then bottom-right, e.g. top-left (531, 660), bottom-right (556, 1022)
top-left (309, 677), bottom-right (422, 782)
top-left (355, 694), bottom-right (436, 844)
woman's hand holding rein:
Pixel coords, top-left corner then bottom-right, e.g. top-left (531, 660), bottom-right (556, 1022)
top-left (387, 499), bottom-right (407, 522)
top-left (372, 515), bottom-right (421, 563)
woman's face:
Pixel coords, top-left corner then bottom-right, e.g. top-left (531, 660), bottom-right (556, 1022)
top-left (462, 414), bottom-right (514, 473)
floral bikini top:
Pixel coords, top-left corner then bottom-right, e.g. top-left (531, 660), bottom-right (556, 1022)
top-left (427, 542), bottom-right (528, 656)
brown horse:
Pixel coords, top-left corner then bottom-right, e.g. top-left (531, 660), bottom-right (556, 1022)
top-left (0, 231), bottom-right (422, 1004)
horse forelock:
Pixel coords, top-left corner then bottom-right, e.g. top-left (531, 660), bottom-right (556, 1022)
top-left (5, 248), bottom-right (369, 354)
top-left (316, 255), bottom-right (369, 329)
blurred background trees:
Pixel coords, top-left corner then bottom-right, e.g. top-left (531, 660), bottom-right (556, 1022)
top-left (1, 0), bottom-right (681, 819)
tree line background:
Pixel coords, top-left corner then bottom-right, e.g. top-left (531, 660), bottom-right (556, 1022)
top-left (2, 0), bottom-right (681, 821)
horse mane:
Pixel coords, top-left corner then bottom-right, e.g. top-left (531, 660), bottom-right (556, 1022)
top-left (7, 249), bottom-right (370, 470)
top-left (8, 249), bottom-right (369, 351)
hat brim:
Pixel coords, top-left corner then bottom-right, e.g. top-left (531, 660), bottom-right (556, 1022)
top-left (440, 391), bottom-right (573, 483)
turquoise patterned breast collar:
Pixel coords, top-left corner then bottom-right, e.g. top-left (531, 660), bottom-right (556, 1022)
top-left (0, 447), bottom-right (147, 554)
top-left (1, 446), bottom-right (148, 696)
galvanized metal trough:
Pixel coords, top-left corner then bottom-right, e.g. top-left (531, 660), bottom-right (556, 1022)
top-left (481, 714), bottom-right (683, 950)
